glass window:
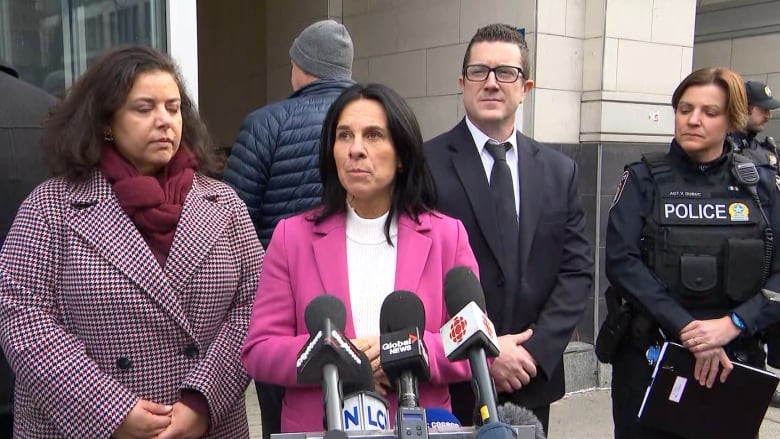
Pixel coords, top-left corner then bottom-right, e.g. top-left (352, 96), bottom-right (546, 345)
top-left (0, 0), bottom-right (166, 97)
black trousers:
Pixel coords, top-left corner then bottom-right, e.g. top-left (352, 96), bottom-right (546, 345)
top-left (611, 346), bottom-right (684, 439)
top-left (256, 381), bottom-right (285, 439)
top-left (0, 414), bottom-right (12, 438)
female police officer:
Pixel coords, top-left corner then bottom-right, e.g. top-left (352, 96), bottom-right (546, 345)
top-left (606, 67), bottom-right (780, 438)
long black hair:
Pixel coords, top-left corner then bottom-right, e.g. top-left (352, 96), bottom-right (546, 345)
top-left (314, 83), bottom-right (437, 244)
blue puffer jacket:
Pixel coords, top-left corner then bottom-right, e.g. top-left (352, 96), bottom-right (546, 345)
top-left (223, 79), bottom-right (354, 247)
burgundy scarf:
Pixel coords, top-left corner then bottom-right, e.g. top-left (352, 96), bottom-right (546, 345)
top-left (99, 143), bottom-right (198, 266)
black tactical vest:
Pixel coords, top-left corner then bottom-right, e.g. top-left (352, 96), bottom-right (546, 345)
top-left (640, 152), bottom-right (769, 310)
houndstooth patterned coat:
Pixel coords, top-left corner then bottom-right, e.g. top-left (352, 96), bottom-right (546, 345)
top-left (0, 170), bottom-right (263, 438)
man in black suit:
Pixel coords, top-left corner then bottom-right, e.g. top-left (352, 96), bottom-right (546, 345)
top-left (0, 58), bottom-right (57, 437)
top-left (423, 24), bottom-right (593, 435)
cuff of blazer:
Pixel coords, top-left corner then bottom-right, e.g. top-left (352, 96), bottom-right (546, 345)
top-left (180, 389), bottom-right (211, 428)
top-left (521, 335), bottom-right (557, 381)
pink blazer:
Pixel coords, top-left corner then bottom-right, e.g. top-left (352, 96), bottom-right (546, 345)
top-left (242, 209), bottom-right (479, 432)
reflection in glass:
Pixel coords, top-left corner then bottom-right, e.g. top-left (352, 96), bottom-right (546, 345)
top-left (0, 0), bottom-right (165, 97)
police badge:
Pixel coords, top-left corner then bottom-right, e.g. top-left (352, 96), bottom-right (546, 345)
top-left (769, 153), bottom-right (778, 168)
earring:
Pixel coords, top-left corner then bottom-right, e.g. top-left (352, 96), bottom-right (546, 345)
top-left (104, 131), bottom-right (114, 142)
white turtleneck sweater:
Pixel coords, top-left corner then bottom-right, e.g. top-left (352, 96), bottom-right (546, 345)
top-left (346, 203), bottom-right (398, 337)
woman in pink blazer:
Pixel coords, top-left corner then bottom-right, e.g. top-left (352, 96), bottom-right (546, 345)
top-left (242, 83), bottom-right (480, 433)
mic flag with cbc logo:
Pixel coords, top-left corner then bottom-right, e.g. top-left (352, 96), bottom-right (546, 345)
top-left (442, 266), bottom-right (501, 425)
top-left (441, 301), bottom-right (500, 361)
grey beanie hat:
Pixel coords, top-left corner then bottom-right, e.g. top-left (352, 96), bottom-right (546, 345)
top-left (290, 19), bottom-right (354, 80)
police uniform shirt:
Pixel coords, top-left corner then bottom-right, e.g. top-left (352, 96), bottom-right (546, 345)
top-left (730, 131), bottom-right (779, 171)
top-left (605, 140), bottom-right (780, 338)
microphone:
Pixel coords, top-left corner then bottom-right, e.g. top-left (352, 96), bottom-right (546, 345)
top-left (425, 407), bottom-right (462, 431)
top-left (296, 295), bottom-right (364, 431)
top-left (440, 266), bottom-right (501, 425)
top-left (497, 402), bottom-right (546, 439)
top-left (342, 351), bottom-right (390, 431)
top-left (379, 290), bottom-right (430, 438)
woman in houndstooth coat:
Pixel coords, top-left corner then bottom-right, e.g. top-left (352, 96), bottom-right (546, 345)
top-left (0, 46), bottom-right (263, 438)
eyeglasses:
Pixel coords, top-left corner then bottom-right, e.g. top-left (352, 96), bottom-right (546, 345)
top-left (463, 64), bottom-right (524, 83)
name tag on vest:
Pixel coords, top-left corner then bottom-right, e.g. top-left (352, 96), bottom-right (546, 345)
top-left (661, 198), bottom-right (754, 225)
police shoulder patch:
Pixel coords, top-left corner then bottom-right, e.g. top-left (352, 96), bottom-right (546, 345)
top-left (611, 170), bottom-right (630, 208)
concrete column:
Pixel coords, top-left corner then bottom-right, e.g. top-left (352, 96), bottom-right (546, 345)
top-left (580, 0), bottom-right (696, 144)
top-left (529, 0), bottom-right (585, 144)
top-left (579, 0), bottom-right (697, 382)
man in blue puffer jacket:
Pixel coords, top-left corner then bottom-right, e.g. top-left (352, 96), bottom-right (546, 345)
top-left (222, 19), bottom-right (354, 438)
top-left (224, 19), bottom-right (354, 248)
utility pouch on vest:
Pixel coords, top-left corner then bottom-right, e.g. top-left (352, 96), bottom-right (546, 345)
top-left (679, 254), bottom-right (718, 303)
top-left (724, 238), bottom-right (764, 302)
top-left (595, 287), bottom-right (632, 364)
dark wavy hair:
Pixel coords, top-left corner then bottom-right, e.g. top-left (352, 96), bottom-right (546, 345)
top-left (42, 45), bottom-right (215, 181)
top-left (314, 83), bottom-right (436, 244)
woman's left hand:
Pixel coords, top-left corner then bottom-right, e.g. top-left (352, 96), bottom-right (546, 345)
top-left (680, 317), bottom-right (741, 353)
top-left (352, 335), bottom-right (381, 372)
top-left (352, 335), bottom-right (391, 395)
top-left (154, 402), bottom-right (208, 439)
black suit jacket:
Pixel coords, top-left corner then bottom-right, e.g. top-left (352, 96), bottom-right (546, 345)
top-left (423, 119), bottom-right (593, 411)
top-left (0, 66), bottom-right (56, 416)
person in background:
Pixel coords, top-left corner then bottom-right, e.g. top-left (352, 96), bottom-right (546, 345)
top-left (0, 57), bottom-right (57, 439)
top-left (730, 81), bottom-right (780, 406)
top-left (241, 83), bottom-right (478, 433)
top-left (730, 80), bottom-right (780, 172)
top-left (423, 23), bottom-right (593, 435)
top-left (606, 67), bottom-right (780, 438)
top-left (222, 20), bottom-right (354, 437)
top-left (0, 46), bottom-right (262, 438)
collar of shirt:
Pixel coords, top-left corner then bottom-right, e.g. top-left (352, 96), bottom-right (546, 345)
top-left (465, 116), bottom-right (519, 159)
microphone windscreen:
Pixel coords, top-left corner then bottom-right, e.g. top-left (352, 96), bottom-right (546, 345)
top-left (474, 422), bottom-right (515, 439)
top-left (497, 402), bottom-right (546, 439)
top-left (342, 349), bottom-right (373, 394)
top-left (304, 294), bottom-right (347, 333)
top-left (379, 290), bottom-right (426, 334)
top-left (444, 266), bottom-right (487, 316)
top-left (425, 407), bottom-right (462, 431)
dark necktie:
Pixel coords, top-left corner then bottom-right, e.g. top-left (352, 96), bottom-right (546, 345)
top-left (485, 140), bottom-right (519, 269)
